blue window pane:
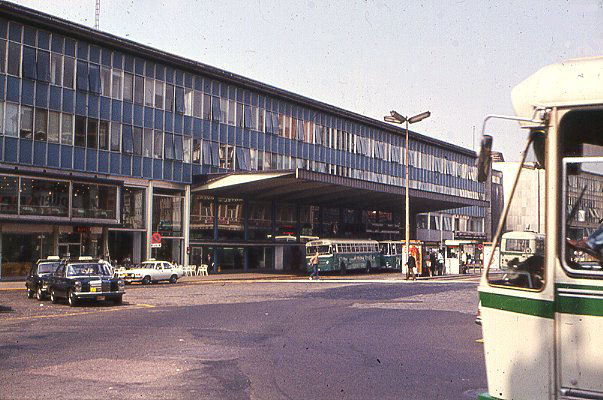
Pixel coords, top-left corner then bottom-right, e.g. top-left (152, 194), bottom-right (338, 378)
top-left (8, 22), bottom-right (22, 42)
top-left (77, 41), bottom-right (89, 60)
top-left (101, 48), bottom-right (111, 67)
top-left (62, 89), bottom-right (74, 113)
top-left (122, 124), bottom-right (133, 154)
top-left (49, 85), bottom-right (61, 110)
top-left (64, 38), bottom-right (76, 57)
top-left (89, 45), bottom-right (100, 63)
top-left (36, 50), bottom-right (50, 82)
top-left (21, 79), bottom-right (34, 105)
top-left (23, 26), bottom-right (35, 46)
top-left (164, 133), bottom-right (174, 159)
top-left (76, 60), bottom-right (88, 91)
top-left (51, 34), bottom-right (63, 53)
top-left (37, 30), bottom-right (50, 50)
top-left (22, 46), bottom-right (36, 79)
top-left (35, 82), bottom-right (48, 108)
top-left (112, 51), bottom-right (123, 69)
top-left (88, 64), bottom-right (101, 94)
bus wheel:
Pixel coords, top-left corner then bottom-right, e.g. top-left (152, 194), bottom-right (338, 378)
top-left (340, 262), bottom-right (347, 275)
top-left (366, 262), bottom-right (371, 274)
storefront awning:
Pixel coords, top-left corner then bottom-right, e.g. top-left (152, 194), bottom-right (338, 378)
top-left (192, 169), bottom-right (486, 213)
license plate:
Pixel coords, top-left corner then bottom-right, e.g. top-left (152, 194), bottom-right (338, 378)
top-left (97, 296), bottom-right (105, 301)
top-left (90, 287), bottom-right (97, 292)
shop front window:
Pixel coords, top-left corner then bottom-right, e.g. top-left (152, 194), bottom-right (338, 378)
top-left (20, 178), bottom-right (69, 217)
top-left (72, 183), bottom-right (117, 219)
top-left (190, 193), bottom-right (214, 240)
top-left (153, 194), bottom-right (183, 235)
top-left (248, 201), bottom-right (271, 241)
top-left (217, 197), bottom-right (244, 240)
top-left (300, 205), bottom-right (320, 238)
top-left (275, 203), bottom-right (297, 240)
top-left (0, 175), bottom-right (18, 214)
top-left (122, 187), bottom-right (145, 229)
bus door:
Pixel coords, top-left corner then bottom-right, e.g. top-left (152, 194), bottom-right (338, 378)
top-left (477, 126), bottom-right (555, 400)
top-left (557, 119), bottom-right (603, 397)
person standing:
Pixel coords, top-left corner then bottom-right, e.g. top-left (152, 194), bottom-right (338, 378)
top-left (406, 252), bottom-right (416, 280)
top-left (437, 251), bottom-right (445, 275)
top-left (309, 251), bottom-right (320, 280)
top-left (429, 251), bottom-right (437, 277)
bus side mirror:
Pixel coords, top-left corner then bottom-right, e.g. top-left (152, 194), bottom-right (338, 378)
top-left (531, 129), bottom-right (546, 168)
top-left (476, 135), bottom-right (493, 182)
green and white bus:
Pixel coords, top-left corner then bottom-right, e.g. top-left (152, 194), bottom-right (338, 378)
top-left (500, 231), bottom-right (545, 269)
top-left (379, 241), bottom-right (403, 271)
top-left (305, 239), bottom-right (380, 274)
top-left (477, 56), bottom-right (603, 399)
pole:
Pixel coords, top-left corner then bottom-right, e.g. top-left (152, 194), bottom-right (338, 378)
top-left (405, 119), bottom-right (410, 273)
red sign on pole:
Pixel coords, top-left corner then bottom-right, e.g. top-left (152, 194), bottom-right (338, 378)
top-left (151, 232), bottom-right (162, 244)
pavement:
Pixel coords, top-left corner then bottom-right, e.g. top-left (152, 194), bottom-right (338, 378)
top-left (0, 271), bottom-right (481, 290)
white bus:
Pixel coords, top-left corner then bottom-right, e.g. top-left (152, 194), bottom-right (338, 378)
top-left (477, 57), bottom-right (603, 399)
top-left (500, 231), bottom-right (545, 269)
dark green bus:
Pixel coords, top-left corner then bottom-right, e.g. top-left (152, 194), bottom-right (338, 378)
top-left (306, 239), bottom-right (380, 274)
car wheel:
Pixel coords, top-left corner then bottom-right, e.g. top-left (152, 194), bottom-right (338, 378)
top-left (113, 295), bottom-right (123, 305)
top-left (27, 288), bottom-right (34, 298)
top-left (50, 289), bottom-right (59, 304)
top-left (36, 287), bottom-right (45, 301)
top-left (142, 276), bottom-right (151, 285)
top-left (67, 290), bottom-right (78, 307)
top-left (169, 274), bottom-right (178, 284)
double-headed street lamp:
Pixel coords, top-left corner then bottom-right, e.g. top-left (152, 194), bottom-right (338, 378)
top-left (384, 110), bottom-right (431, 273)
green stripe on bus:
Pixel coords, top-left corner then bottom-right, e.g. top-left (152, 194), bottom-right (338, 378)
top-left (477, 393), bottom-right (502, 400)
top-left (479, 291), bottom-right (554, 319)
top-left (556, 295), bottom-right (603, 316)
top-left (556, 283), bottom-right (603, 292)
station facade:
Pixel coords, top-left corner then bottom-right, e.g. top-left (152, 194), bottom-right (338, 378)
top-left (0, 3), bottom-right (486, 278)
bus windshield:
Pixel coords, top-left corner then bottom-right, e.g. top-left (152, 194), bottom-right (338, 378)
top-left (307, 245), bottom-right (331, 255)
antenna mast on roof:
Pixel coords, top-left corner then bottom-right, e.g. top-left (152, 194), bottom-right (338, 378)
top-left (94, 0), bottom-right (100, 30)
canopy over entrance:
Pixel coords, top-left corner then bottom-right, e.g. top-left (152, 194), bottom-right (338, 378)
top-left (192, 169), bottom-right (486, 213)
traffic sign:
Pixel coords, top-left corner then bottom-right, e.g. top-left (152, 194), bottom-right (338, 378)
top-left (151, 232), bottom-right (162, 244)
top-left (151, 243), bottom-right (161, 248)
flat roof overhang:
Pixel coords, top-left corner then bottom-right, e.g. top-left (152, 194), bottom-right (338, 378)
top-left (192, 169), bottom-right (487, 213)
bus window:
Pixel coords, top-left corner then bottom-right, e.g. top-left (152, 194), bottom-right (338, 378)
top-left (505, 239), bottom-right (530, 253)
top-left (307, 245), bottom-right (331, 255)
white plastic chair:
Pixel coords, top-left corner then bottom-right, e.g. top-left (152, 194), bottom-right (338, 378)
top-left (199, 264), bottom-right (209, 276)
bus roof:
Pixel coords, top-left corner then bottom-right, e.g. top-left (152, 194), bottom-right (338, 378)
top-left (501, 231), bottom-right (545, 240)
top-left (306, 239), bottom-right (379, 246)
top-left (512, 56), bottom-right (603, 125)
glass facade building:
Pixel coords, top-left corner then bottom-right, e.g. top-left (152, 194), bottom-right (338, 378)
top-left (0, 3), bottom-right (487, 277)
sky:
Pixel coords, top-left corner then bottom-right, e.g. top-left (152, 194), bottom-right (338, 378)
top-left (12, 0), bottom-right (603, 161)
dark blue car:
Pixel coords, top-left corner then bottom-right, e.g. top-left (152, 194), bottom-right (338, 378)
top-left (48, 258), bottom-right (125, 307)
top-left (26, 257), bottom-right (61, 300)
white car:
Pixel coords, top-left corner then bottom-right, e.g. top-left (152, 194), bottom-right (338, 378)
top-left (118, 260), bottom-right (183, 285)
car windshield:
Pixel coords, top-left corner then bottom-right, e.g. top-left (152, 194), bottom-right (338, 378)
top-left (66, 263), bottom-right (112, 277)
top-left (37, 262), bottom-right (59, 274)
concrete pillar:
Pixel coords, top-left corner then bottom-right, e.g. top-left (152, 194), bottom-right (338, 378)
top-left (145, 182), bottom-right (153, 260)
top-left (213, 196), bottom-right (219, 273)
top-left (52, 225), bottom-right (60, 256)
top-left (0, 224), bottom-right (3, 280)
top-left (243, 247), bottom-right (249, 272)
top-left (183, 185), bottom-right (190, 266)
top-left (101, 227), bottom-right (109, 259)
top-left (133, 232), bottom-right (142, 264)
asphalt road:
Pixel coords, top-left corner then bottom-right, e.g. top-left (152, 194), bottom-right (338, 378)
top-left (0, 278), bottom-right (486, 399)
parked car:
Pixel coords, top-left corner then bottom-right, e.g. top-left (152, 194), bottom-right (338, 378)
top-left (48, 257), bottom-right (125, 306)
top-left (117, 259), bottom-right (183, 284)
top-left (26, 256), bottom-right (61, 300)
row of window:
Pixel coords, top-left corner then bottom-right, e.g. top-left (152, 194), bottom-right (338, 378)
top-left (0, 20), bottom-right (479, 170)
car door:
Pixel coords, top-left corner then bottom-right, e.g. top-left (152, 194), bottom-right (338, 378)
top-left (161, 263), bottom-right (171, 280)
top-left (52, 265), bottom-right (67, 296)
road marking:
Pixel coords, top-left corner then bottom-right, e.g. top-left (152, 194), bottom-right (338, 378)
top-left (0, 287), bottom-right (25, 291)
top-left (0, 303), bottom-right (155, 322)
top-left (475, 338), bottom-right (484, 343)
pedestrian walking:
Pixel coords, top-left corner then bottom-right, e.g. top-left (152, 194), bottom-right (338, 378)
top-left (405, 252), bottom-right (416, 280)
top-left (437, 251), bottom-right (445, 275)
top-left (309, 251), bottom-right (320, 280)
top-left (429, 251), bottom-right (437, 277)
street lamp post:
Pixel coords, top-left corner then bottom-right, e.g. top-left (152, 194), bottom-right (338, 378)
top-left (384, 110), bottom-right (430, 274)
